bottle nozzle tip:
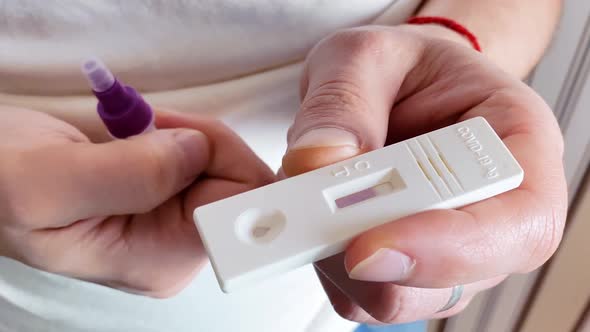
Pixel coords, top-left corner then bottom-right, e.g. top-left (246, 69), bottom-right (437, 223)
top-left (82, 57), bottom-right (115, 93)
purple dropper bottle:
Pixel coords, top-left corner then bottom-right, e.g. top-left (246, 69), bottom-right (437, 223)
top-left (82, 58), bottom-right (155, 138)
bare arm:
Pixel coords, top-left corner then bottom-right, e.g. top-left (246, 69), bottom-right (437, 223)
top-left (408, 0), bottom-right (563, 78)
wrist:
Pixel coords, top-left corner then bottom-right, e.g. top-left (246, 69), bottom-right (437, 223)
top-left (401, 16), bottom-right (481, 52)
top-left (403, 24), bottom-right (472, 47)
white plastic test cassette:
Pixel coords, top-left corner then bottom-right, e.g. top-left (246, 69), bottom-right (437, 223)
top-left (194, 117), bottom-right (524, 292)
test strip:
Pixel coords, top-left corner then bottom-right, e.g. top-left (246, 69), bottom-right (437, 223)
top-left (194, 117), bottom-right (524, 292)
top-left (335, 182), bottom-right (394, 208)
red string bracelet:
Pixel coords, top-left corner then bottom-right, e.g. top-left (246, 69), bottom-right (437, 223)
top-left (407, 16), bottom-right (482, 52)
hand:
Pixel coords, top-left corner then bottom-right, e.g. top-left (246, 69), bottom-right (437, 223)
top-left (281, 25), bottom-right (567, 324)
top-left (0, 107), bottom-right (274, 298)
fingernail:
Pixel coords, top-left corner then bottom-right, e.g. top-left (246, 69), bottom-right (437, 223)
top-left (174, 129), bottom-right (205, 153)
top-left (290, 128), bottom-right (360, 150)
top-left (347, 248), bottom-right (414, 282)
top-left (173, 130), bottom-right (208, 176)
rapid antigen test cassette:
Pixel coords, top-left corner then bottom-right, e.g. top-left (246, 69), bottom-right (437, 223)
top-left (194, 117), bottom-right (524, 292)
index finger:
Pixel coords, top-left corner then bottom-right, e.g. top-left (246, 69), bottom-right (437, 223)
top-left (155, 110), bottom-right (275, 185)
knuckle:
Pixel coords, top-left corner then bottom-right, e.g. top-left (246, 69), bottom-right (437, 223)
top-left (323, 28), bottom-right (391, 60)
top-left (361, 285), bottom-right (408, 324)
top-left (300, 80), bottom-right (371, 121)
top-left (521, 205), bottom-right (566, 271)
top-left (202, 117), bottom-right (227, 132)
top-left (141, 144), bottom-right (177, 208)
top-left (376, 294), bottom-right (405, 324)
top-left (331, 303), bottom-right (367, 323)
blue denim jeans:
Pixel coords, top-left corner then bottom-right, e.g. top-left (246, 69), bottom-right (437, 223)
top-left (354, 321), bottom-right (427, 332)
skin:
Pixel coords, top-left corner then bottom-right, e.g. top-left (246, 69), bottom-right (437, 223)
top-left (280, 25), bottom-right (567, 324)
top-left (413, 0), bottom-right (563, 78)
top-left (0, 0), bottom-right (565, 326)
top-left (0, 108), bottom-right (274, 298)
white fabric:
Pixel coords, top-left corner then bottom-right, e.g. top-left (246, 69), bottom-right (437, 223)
top-left (0, 1), bottom-right (421, 331)
top-left (1, 0), bottom-right (406, 95)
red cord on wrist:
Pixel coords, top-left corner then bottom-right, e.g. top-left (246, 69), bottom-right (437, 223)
top-left (407, 16), bottom-right (482, 52)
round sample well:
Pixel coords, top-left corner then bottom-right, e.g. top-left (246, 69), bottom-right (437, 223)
top-left (235, 208), bottom-right (286, 245)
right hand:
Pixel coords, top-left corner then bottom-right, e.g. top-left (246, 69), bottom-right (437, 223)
top-left (0, 107), bottom-right (274, 297)
top-left (281, 25), bottom-right (567, 324)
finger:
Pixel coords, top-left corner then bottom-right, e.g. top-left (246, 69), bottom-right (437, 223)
top-left (315, 254), bottom-right (505, 324)
top-left (344, 95), bottom-right (567, 287)
top-left (343, 189), bottom-right (562, 288)
top-left (155, 111), bottom-right (277, 218)
top-left (11, 128), bottom-right (209, 228)
top-left (314, 265), bottom-right (376, 325)
top-left (94, 178), bottom-right (260, 297)
top-left (96, 111), bottom-right (276, 296)
top-left (282, 27), bottom-right (424, 176)
top-left (33, 180), bottom-right (255, 298)
top-left (35, 201), bottom-right (209, 298)
top-left (276, 167), bottom-right (287, 180)
top-left (154, 110), bottom-right (275, 185)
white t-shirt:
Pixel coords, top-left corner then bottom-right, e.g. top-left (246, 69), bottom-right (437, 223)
top-left (0, 1), bottom-right (421, 331)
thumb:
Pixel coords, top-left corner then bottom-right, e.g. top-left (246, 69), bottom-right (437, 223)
top-left (24, 128), bottom-right (210, 226)
top-left (282, 27), bottom-right (421, 176)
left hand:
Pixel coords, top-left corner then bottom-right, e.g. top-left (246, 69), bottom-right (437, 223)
top-left (281, 25), bottom-right (567, 324)
top-left (0, 108), bottom-right (274, 298)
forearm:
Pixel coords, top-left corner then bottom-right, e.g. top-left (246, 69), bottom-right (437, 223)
top-left (412, 0), bottom-right (563, 78)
